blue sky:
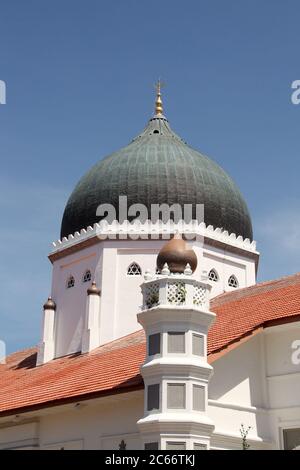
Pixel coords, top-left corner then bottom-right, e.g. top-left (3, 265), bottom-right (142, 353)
top-left (1, 0), bottom-right (300, 352)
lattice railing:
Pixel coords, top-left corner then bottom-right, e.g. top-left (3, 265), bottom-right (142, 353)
top-left (144, 282), bottom-right (160, 309)
top-left (193, 284), bottom-right (207, 307)
top-left (167, 281), bottom-right (186, 305)
top-left (143, 277), bottom-right (209, 310)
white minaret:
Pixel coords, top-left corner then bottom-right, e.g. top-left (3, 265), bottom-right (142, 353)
top-left (137, 235), bottom-right (216, 450)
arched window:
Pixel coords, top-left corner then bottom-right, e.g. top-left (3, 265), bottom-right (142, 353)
top-left (228, 274), bottom-right (238, 288)
top-left (82, 270), bottom-right (92, 283)
top-left (208, 269), bottom-right (219, 282)
top-left (127, 262), bottom-right (142, 276)
top-left (66, 275), bottom-right (75, 289)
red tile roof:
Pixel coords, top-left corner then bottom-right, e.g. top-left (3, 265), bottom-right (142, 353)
top-left (1, 273), bottom-right (300, 417)
top-left (208, 272), bottom-right (300, 358)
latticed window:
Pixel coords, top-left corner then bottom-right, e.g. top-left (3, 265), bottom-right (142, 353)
top-left (82, 270), bottom-right (92, 283)
top-left (228, 274), bottom-right (238, 288)
top-left (127, 262), bottom-right (142, 276)
top-left (208, 268), bottom-right (219, 282)
top-left (66, 275), bottom-right (75, 289)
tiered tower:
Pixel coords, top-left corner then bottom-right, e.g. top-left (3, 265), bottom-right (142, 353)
top-left (137, 235), bottom-right (216, 450)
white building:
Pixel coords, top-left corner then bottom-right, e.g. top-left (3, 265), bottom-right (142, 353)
top-left (0, 87), bottom-right (300, 450)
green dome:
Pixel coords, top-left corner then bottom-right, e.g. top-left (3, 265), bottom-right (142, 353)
top-left (61, 114), bottom-right (253, 240)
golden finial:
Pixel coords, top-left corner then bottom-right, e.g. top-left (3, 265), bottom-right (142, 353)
top-left (155, 79), bottom-right (164, 116)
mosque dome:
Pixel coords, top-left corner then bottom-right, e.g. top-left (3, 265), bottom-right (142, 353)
top-left (61, 85), bottom-right (252, 240)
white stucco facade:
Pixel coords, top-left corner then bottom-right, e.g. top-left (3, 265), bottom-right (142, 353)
top-left (38, 222), bottom-right (258, 361)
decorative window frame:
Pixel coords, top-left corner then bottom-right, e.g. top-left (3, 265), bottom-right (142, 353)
top-left (82, 269), bottom-right (92, 283)
top-left (208, 268), bottom-right (219, 282)
top-left (127, 262), bottom-right (142, 276)
top-left (228, 274), bottom-right (239, 288)
top-left (66, 275), bottom-right (75, 289)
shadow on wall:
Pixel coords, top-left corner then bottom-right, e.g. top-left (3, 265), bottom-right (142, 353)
top-left (208, 333), bottom-right (268, 440)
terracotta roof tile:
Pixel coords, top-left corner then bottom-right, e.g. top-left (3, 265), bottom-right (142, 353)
top-left (1, 273), bottom-right (300, 416)
top-left (209, 272), bottom-right (300, 355)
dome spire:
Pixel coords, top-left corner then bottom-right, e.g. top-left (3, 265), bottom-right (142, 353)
top-left (154, 79), bottom-right (164, 116)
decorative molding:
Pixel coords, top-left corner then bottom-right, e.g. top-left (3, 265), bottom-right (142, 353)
top-left (266, 371), bottom-right (300, 382)
top-left (208, 399), bottom-right (269, 414)
top-left (0, 438), bottom-right (39, 450)
top-left (264, 320), bottom-right (300, 335)
top-left (51, 220), bottom-right (258, 255)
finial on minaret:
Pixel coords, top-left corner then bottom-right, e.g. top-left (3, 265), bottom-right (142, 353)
top-left (156, 233), bottom-right (198, 274)
top-left (43, 296), bottom-right (56, 311)
top-left (155, 79), bottom-right (164, 116)
top-left (87, 281), bottom-right (101, 296)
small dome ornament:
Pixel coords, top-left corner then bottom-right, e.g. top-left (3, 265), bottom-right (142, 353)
top-left (161, 263), bottom-right (170, 276)
top-left (87, 281), bottom-right (101, 296)
top-left (156, 233), bottom-right (198, 274)
top-left (144, 269), bottom-right (153, 281)
top-left (184, 263), bottom-right (193, 276)
top-left (43, 297), bottom-right (56, 311)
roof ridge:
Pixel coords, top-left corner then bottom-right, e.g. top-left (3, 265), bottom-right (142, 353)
top-left (89, 329), bottom-right (144, 355)
top-left (5, 344), bottom-right (37, 359)
top-left (4, 331), bottom-right (145, 365)
top-left (212, 271), bottom-right (300, 305)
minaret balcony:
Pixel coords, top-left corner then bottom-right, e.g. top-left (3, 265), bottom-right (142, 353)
top-left (141, 269), bottom-right (211, 312)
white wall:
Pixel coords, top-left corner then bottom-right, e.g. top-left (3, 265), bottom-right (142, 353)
top-left (49, 236), bottom-right (256, 358)
top-left (209, 334), bottom-right (265, 408)
top-left (51, 243), bottom-right (103, 357)
top-left (208, 333), bottom-right (272, 447)
top-left (0, 422), bottom-right (39, 450)
top-left (264, 322), bottom-right (300, 449)
top-left (201, 245), bottom-right (256, 297)
top-left (0, 392), bottom-right (144, 450)
top-left (208, 324), bottom-right (300, 449)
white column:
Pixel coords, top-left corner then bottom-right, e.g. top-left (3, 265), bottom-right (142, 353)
top-left (36, 297), bottom-right (56, 365)
top-left (81, 282), bottom-right (101, 353)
